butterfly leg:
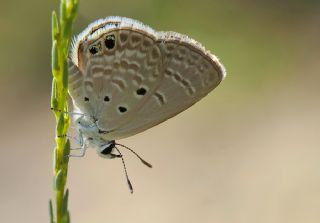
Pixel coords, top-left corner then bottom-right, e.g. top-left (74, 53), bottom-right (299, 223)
top-left (68, 131), bottom-right (87, 157)
top-left (68, 146), bottom-right (87, 157)
top-left (70, 147), bottom-right (82, 150)
top-left (58, 134), bottom-right (81, 144)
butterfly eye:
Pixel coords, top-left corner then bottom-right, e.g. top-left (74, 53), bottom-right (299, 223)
top-left (105, 34), bottom-right (116, 49)
top-left (101, 145), bottom-right (113, 155)
top-left (100, 141), bottom-right (115, 155)
top-left (84, 97), bottom-right (89, 102)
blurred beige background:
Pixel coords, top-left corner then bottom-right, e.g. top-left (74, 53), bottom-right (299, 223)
top-left (0, 0), bottom-right (320, 222)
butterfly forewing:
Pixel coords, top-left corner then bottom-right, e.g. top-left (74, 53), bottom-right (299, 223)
top-left (68, 17), bottom-right (225, 140)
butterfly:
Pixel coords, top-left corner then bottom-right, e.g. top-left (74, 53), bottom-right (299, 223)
top-left (67, 16), bottom-right (226, 191)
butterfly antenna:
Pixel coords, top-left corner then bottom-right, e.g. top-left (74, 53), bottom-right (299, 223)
top-left (115, 143), bottom-right (153, 168)
top-left (114, 146), bottom-right (133, 193)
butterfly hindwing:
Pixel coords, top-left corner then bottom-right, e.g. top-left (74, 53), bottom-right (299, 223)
top-left (105, 32), bottom-right (225, 139)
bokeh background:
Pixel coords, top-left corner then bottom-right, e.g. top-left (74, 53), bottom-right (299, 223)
top-left (1, 0), bottom-right (320, 222)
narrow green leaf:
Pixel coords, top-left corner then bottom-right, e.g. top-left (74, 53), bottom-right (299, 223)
top-left (57, 113), bottom-right (65, 134)
top-left (62, 59), bottom-right (69, 89)
top-left (60, 0), bottom-right (67, 21)
top-left (52, 41), bottom-right (59, 75)
top-left (52, 11), bottom-right (59, 41)
top-left (67, 211), bottom-right (70, 223)
top-left (63, 140), bottom-right (71, 163)
top-left (70, 0), bottom-right (79, 19)
top-left (54, 147), bottom-right (59, 173)
top-left (49, 199), bottom-right (54, 223)
top-left (63, 19), bottom-right (72, 39)
top-left (51, 79), bottom-right (58, 110)
top-left (62, 189), bottom-right (69, 216)
top-left (55, 170), bottom-right (63, 190)
top-left (61, 213), bottom-right (70, 223)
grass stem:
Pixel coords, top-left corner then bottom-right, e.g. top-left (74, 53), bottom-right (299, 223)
top-left (50, 1), bottom-right (79, 223)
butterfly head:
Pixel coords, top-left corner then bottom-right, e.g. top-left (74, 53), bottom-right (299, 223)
top-left (97, 140), bottom-right (121, 159)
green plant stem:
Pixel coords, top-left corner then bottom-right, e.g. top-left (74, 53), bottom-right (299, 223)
top-left (50, 1), bottom-right (79, 223)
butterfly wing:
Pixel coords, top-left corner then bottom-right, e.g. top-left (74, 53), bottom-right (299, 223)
top-left (69, 24), bottom-right (165, 133)
top-left (68, 17), bottom-right (225, 140)
top-left (105, 32), bottom-right (226, 139)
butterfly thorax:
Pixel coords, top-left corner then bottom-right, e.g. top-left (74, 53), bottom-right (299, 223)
top-left (75, 115), bottom-right (115, 157)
